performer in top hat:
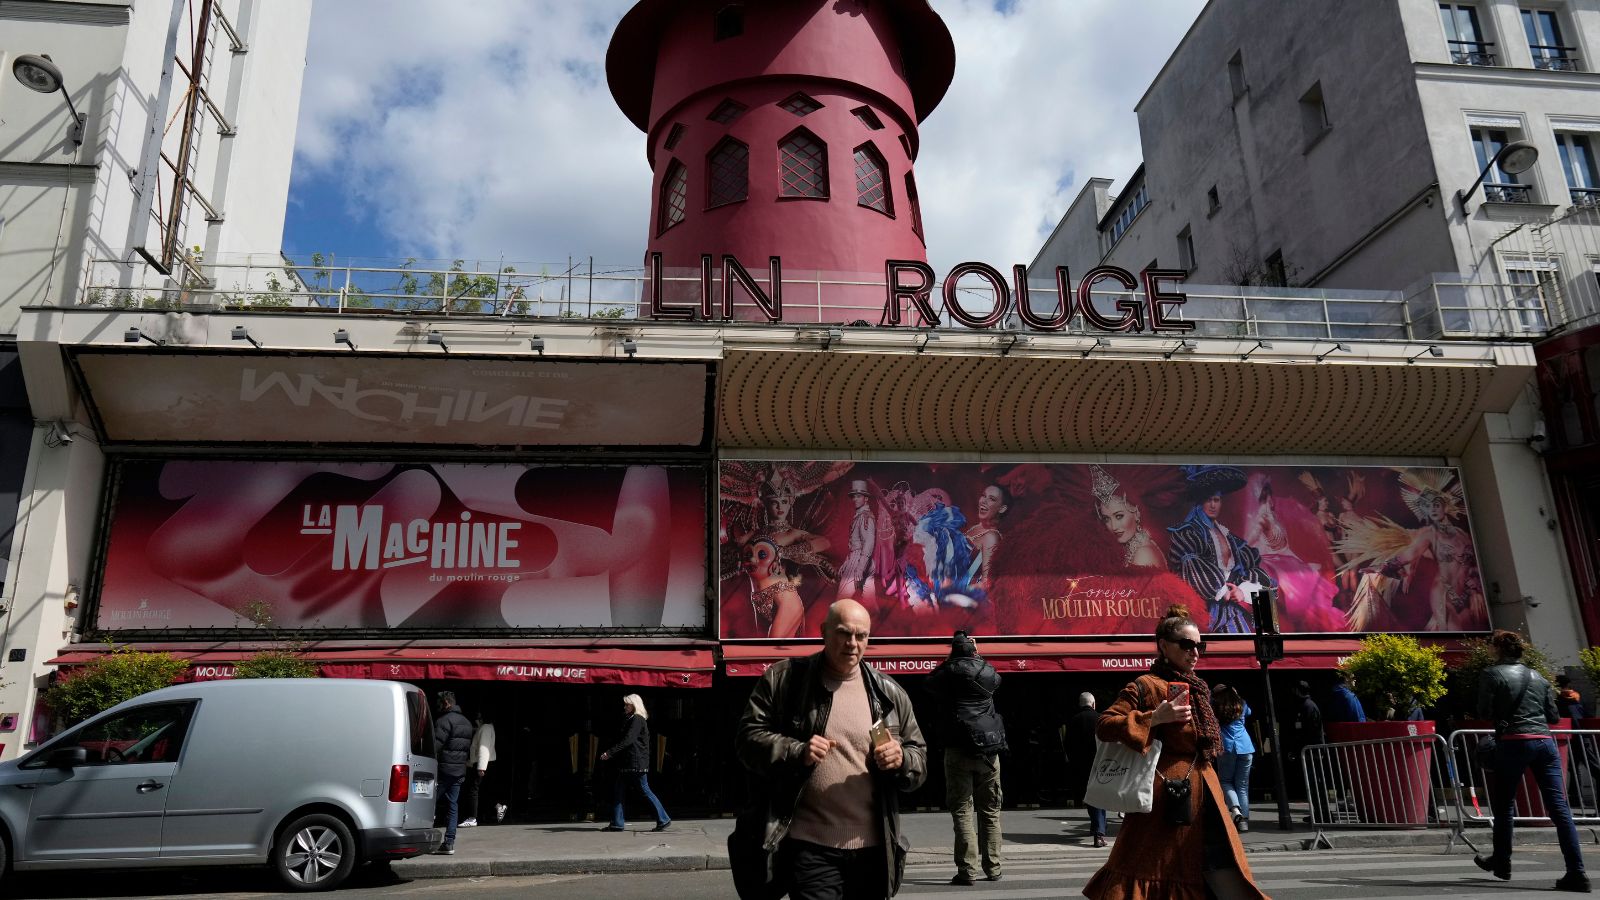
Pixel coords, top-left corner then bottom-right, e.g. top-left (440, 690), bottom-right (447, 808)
top-left (1166, 465), bottom-right (1274, 634)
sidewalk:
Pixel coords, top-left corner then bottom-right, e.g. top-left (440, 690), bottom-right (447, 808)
top-left (393, 807), bottom-right (1600, 880)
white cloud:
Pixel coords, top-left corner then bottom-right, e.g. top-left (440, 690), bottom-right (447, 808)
top-left (292, 0), bottom-right (1205, 273)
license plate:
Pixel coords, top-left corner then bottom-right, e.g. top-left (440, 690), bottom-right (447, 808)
top-left (413, 781), bottom-right (433, 797)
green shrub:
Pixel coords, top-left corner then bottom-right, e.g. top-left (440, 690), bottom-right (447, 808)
top-left (44, 646), bottom-right (189, 726)
top-left (232, 651), bottom-right (320, 680)
top-left (1444, 636), bottom-right (1558, 719)
top-left (1342, 633), bottom-right (1448, 720)
top-left (1579, 647), bottom-right (1600, 694)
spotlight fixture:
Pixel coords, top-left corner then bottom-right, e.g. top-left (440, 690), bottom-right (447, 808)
top-left (123, 326), bottom-right (163, 346)
top-left (1163, 338), bottom-right (1198, 360)
top-left (1407, 344), bottom-right (1444, 364)
top-left (426, 331), bottom-right (450, 353)
top-left (529, 336), bottom-right (545, 355)
top-left (998, 333), bottom-right (1030, 357)
top-left (1315, 342), bottom-right (1352, 362)
top-left (333, 329), bottom-right (357, 351)
top-left (916, 331), bottom-right (940, 353)
top-left (621, 338), bottom-right (638, 357)
top-left (822, 328), bottom-right (844, 350)
top-left (1081, 337), bottom-right (1110, 359)
top-left (1240, 339), bottom-right (1273, 361)
top-left (230, 325), bottom-right (262, 349)
top-left (11, 54), bottom-right (86, 146)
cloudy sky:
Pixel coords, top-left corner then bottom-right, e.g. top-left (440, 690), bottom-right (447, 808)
top-left (285, 0), bottom-right (1207, 275)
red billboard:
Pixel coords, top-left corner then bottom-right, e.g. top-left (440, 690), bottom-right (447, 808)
top-left (98, 460), bottom-right (708, 631)
top-left (718, 460), bottom-right (1487, 640)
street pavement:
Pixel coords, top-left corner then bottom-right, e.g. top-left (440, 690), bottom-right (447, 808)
top-left (0, 848), bottom-right (1579, 898)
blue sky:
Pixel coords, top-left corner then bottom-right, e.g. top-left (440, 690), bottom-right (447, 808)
top-left (284, 0), bottom-right (1206, 274)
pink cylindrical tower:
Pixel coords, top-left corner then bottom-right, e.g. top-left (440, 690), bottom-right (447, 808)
top-left (607, 0), bottom-right (955, 323)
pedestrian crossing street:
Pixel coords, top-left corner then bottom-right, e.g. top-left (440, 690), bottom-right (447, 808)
top-left (895, 848), bottom-right (1578, 898)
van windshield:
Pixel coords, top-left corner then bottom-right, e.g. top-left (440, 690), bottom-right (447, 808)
top-left (406, 690), bottom-right (434, 758)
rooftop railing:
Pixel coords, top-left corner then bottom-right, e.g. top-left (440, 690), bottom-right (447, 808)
top-left (76, 254), bottom-right (1550, 342)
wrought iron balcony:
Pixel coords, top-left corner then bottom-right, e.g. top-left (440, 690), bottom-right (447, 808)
top-left (1448, 40), bottom-right (1497, 66)
top-left (1530, 45), bottom-right (1582, 71)
top-left (1483, 182), bottom-right (1534, 204)
top-left (1571, 187), bottom-right (1600, 209)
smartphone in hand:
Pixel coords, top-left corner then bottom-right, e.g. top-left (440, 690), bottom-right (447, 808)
top-left (1168, 682), bottom-right (1190, 706)
top-left (869, 718), bottom-right (892, 747)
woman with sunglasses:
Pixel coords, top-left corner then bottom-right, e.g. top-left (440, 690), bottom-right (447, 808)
top-left (1083, 605), bottom-right (1269, 900)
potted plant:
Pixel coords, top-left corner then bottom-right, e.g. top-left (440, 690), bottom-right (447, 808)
top-left (1327, 634), bottom-right (1449, 824)
top-left (1577, 647), bottom-right (1600, 726)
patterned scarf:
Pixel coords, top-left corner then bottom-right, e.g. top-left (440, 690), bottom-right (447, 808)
top-left (1151, 658), bottom-right (1222, 764)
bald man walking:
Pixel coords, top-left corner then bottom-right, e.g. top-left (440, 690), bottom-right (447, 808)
top-left (734, 599), bottom-right (928, 899)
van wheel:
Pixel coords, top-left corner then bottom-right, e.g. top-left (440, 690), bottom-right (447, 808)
top-left (273, 813), bottom-right (355, 892)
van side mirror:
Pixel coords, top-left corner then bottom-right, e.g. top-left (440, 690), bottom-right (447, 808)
top-left (45, 746), bottom-right (87, 768)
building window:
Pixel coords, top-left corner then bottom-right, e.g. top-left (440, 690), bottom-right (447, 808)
top-left (1440, 3), bottom-right (1496, 65)
top-left (1207, 185), bottom-right (1220, 215)
top-left (1522, 8), bottom-right (1580, 71)
top-left (1227, 50), bottom-right (1247, 100)
top-left (1264, 250), bottom-right (1288, 287)
top-left (779, 128), bottom-right (828, 199)
top-left (1177, 226), bottom-right (1196, 272)
top-left (1501, 255), bottom-right (1557, 331)
top-left (851, 106), bottom-right (884, 130)
top-left (853, 143), bottom-right (892, 216)
top-left (778, 92), bottom-right (821, 117)
top-left (707, 98), bottom-right (747, 125)
top-left (906, 173), bottom-right (924, 242)
top-left (1105, 182), bottom-right (1149, 249)
top-left (1557, 132), bottom-right (1600, 208)
top-left (714, 4), bottom-right (744, 41)
top-left (707, 137), bottom-right (749, 208)
top-left (658, 160), bottom-right (688, 235)
top-left (1472, 127), bottom-right (1535, 202)
top-left (663, 123), bottom-right (686, 152)
top-left (1299, 82), bottom-right (1331, 149)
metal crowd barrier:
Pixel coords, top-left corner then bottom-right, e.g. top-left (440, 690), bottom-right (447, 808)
top-left (1300, 728), bottom-right (1600, 852)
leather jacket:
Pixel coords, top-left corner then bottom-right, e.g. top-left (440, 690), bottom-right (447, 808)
top-left (1478, 661), bottom-right (1559, 736)
top-left (735, 653), bottom-right (927, 896)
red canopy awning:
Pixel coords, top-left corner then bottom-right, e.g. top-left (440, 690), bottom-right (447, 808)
top-left (720, 639), bottom-right (1371, 677)
top-left (49, 645), bottom-right (716, 688)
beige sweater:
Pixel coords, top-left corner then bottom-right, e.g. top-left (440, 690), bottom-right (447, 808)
top-left (788, 667), bottom-right (882, 849)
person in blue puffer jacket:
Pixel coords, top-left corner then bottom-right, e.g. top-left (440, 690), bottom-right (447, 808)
top-left (1212, 683), bottom-right (1255, 833)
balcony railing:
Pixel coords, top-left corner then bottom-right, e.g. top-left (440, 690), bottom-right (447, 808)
top-left (1530, 45), bottom-right (1582, 71)
top-left (1483, 182), bottom-right (1534, 203)
top-left (73, 255), bottom-right (1552, 343)
top-left (1571, 187), bottom-right (1600, 210)
top-left (1448, 40), bottom-right (1497, 66)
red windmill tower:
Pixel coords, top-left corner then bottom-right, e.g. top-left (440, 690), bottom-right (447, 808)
top-left (607, 0), bottom-right (955, 322)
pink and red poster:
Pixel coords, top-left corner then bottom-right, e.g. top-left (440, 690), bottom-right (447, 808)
top-left (97, 461), bottom-right (707, 631)
top-left (718, 460), bottom-right (1487, 640)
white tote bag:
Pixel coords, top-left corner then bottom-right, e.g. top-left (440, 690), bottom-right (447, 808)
top-left (1083, 737), bottom-right (1164, 814)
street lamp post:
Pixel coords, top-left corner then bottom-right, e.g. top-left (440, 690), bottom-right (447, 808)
top-left (11, 54), bottom-right (86, 146)
top-left (1455, 139), bottom-right (1539, 215)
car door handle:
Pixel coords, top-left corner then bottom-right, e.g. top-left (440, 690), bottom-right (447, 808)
top-left (136, 781), bottom-right (165, 793)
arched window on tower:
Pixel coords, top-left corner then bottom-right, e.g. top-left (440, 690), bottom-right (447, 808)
top-left (707, 137), bottom-right (749, 208)
top-left (658, 160), bottom-right (688, 235)
top-left (714, 4), bottom-right (744, 41)
top-left (853, 143), bottom-right (892, 217)
top-left (779, 128), bottom-right (828, 199)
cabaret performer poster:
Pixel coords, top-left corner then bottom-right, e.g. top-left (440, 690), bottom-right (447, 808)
top-left (718, 460), bottom-right (1487, 640)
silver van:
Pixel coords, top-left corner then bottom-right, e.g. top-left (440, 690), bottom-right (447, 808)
top-left (0, 678), bottom-right (442, 891)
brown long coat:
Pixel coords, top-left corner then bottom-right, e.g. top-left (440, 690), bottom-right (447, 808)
top-left (1082, 674), bottom-right (1270, 900)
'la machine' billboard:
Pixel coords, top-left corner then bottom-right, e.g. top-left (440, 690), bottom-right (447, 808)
top-left (719, 460), bottom-right (1487, 640)
top-left (97, 460), bottom-right (707, 631)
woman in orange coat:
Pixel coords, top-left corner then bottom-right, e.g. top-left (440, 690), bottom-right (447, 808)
top-left (1083, 605), bottom-right (1269, 900)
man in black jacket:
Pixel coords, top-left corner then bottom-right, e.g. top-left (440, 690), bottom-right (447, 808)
top-left (433, 691), bottom-right (473, 855)
top-left (926, 631), bottom-right (1006, 885)
top-left (1063, 692), bottom-right (1106, 847)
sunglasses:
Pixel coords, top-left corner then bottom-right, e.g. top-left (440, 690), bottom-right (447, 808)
top-left (1168, 637), bottom-right (1206, 652)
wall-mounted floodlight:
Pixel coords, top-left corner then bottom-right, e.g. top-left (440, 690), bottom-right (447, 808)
top-left (621, 338), bottom-right (638, 357)
top-left (1407, 344), bottom-right (1445, 364)
top-left (1081, 337), bottom-right (1110, 359)
top-left (1241, 339), bottom-right (1273, 361)
top-left (529, 336), bottom-right (545, 355)
top-left (1315, 342), bottom-right (1352, 362)
top-left (12, 54), bottom-right (86, 146)
top-left (334, 329), bottom-right (357, 351)
top-left (1163, 338), bottom-right (1198, 360)
top-left (999, 334), bottom-right (1030, 357)
top-left (916, 331), bottom-right (940, 354)
top-left (123, 326), bottom-right (163, 346)
top-left (427, 331), bottom-right (449, 353)
top-left (230, 325), bottom-right (262, 349)
top-left (822, 328), bottom-right (844, 350)
top-left (1456, 140), bottom-right (1539, 215)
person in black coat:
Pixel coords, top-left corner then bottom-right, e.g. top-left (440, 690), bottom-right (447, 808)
top-left (1064, 692), bottom-right (1107, 847)
top-left (599, 694), bottom-right (671, 832)
top-left (432, 691), bottom-right (474, 854)
top-left (927, 631), bottom-right (1007, 884)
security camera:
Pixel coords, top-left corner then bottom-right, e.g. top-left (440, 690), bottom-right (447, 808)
top-left (50, 422), bottom-right (73, 445)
